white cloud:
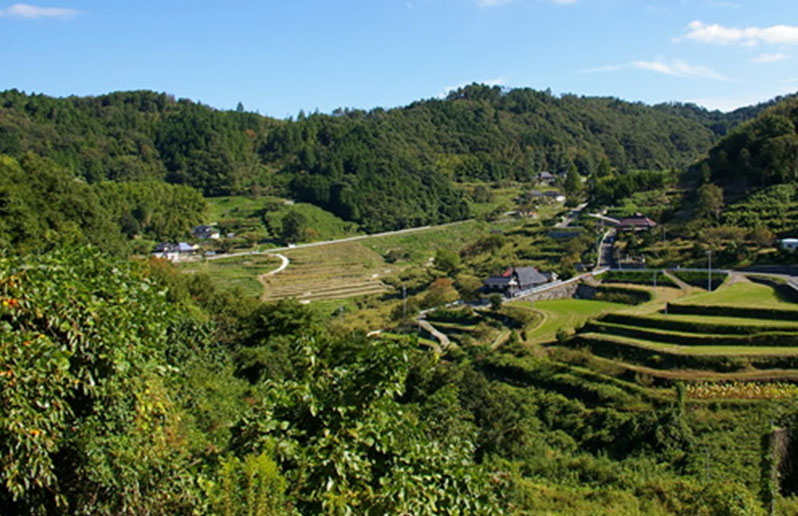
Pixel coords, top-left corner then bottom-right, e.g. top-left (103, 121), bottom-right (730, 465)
top-left (580, 59), bottom-right (729, 81)
top-left (632, 59), bottom-right (729, 80)
top-left (475, 0), bottom-right (513, 6)
top-left (707, 1), bottom-right (741, 8)
top-left (579, 64), bottom-right (624, 73)
top-left (0, 3), bottom-right (79, 19)
top-left (751, 53), bottom-right (788, 64)
top-left (680, 20), bottom-right (798, 46)
top-left (475, 0), bottom-right (575, 6)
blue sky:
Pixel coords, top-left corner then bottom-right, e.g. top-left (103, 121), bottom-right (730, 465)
top-left (2, 1), bottom-right (797, 117)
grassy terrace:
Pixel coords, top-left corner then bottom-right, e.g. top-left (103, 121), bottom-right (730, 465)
top-left (550, 277), bottom-right (798, 390)
top-left (679, 280), bottom-right (796, 307)
top-left (586, 320), bottom-right (798, 344)
top-left (208, 195), bottom-right (360, 243)
top-left (179, 254), bottom-right (281, 298)
top-left (518, 299), bottom-right (627, 344)
top-left (577, 354), bottom-right (798, 383)
top-left (610, 312), bottom-right (798, 328)
top-left (360, 219), bottom-right (517, 266)
top-left (576, 332), bottom-right (798, 357)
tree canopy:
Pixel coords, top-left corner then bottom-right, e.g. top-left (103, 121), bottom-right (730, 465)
top-left (0, 86), bottom-right (761, 233)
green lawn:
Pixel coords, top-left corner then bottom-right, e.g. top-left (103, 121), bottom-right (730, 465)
top-left (681, 281), bottom-right (796, 308)
top-left (207, 195), bottom-right (283, 222)
top-left (456, 182), bottom-right (524, 218)
top-left (179, 254), bottom-right (281, 298)
top-left (207, 195), bottom-right (361, 244)
top-left (517, 299), bottom-right (627, 343)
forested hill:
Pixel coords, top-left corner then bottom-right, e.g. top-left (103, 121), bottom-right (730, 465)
top-left (703, 94), bottom-right (798, 191)
top-left (0, 85), bottom-right (764, 231)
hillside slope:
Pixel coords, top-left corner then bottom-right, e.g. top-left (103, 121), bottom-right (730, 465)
top-left (0, 86), bottom-right (766, 232)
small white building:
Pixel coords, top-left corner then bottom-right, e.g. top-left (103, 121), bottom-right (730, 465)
top-left (192, 224), bottom-right (220, 240)
top-left (780, 238), bottom-right (798, 252)
top-left (152, 242), bottom-right (199, 262)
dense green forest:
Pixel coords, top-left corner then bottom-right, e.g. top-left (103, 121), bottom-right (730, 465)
top-left (675, 95), bottom-right (798, 242)
top-left (704, 95), bottom-right (798, 193)
top-left (0, 153), bottom-right (207, 254)
top-left (0, 86), bottom-right (768, 234)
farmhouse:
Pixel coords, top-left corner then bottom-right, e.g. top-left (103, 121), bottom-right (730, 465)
top-left (543, 190), bottom-right (567, 203)
top-left (780, 238), bottom-right (798, 252)
top-left (483, 266), bottom-right (554, 296)
top-left (617, 213), bottom-right (657, 231)
top-left (192, 224), bottom-right (220, 239)
top-left (152, 242), bottom-right (199, 262)
top-left (537, 171), bottom-right (556, 185)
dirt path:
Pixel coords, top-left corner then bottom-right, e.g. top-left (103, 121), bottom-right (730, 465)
top-left (256, 253), bottom-right (289, 299)
top-left (725, 272), bottom-right (750, 286)
top-left (418, 320), bottom-right (449, 353)
top-left (663, 270), bottom-right (691, 290)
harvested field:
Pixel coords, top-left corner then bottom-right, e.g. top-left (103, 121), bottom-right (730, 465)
top-left (260, 241), bottom-right (393, 302)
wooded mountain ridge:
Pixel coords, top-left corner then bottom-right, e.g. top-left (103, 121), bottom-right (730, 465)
top-left (1, 86), bottom-right (786, 231)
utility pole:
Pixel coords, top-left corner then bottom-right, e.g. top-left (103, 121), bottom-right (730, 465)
top-left (706, 249), bottom-right (713, 291)
top-left (402, 286), bottom-right (407, 319)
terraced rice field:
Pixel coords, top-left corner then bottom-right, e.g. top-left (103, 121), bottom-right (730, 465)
top-left (520, 299), bottom-right (628, 344)
top-left (563, 278), bottom-right (798, 384)
top-left (179, 254), bottom-right (282, 298)
top-left (679, 280), bottom-right (794, 307)
top-left (260, 241), bottom-right (393, 302)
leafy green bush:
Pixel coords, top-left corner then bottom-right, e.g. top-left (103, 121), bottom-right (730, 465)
top-left (667, 303), bottom-right (798, 320)
top-left (585, 322), bottom-right (798, 347)
top-left (601, 313), bottom-right (798, 335)
top-left (0, 247), bottom-right (210, 513)
top-left (602, 270), bottom-right (678, 287)
top-left (593, 285), bottom-right (653, 305)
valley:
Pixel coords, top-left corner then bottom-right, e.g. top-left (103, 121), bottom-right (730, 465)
top-left (3, 86), bottom-right (798, 514)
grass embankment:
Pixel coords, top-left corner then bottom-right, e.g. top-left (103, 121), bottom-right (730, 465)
top-left (455, 182), bottom-right (524, 218)
top-left (517, 299), bottom-right (627, 344)
top-left (208, 195), bottom-right (361, 244)
top-left (179, 254), bottom-right (281, 298)
top-left (361, 219), bottom-right (515, 266)
top-left (559, 279), bottom-right (798, 387)
top-left (679, 280), bottom-right (798, 307)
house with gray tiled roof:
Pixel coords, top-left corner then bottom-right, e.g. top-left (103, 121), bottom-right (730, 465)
top-left (483, 266), bottom-right (553, 297)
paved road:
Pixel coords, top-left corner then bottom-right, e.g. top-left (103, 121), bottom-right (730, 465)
top-left (595, 228), bottom-right (616, 271)
top-left (555, 202), bottom-right (588, 228)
